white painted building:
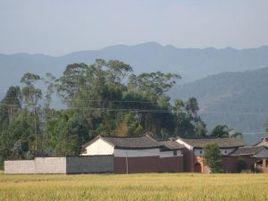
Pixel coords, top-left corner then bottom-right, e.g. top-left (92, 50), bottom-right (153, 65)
top-left (81, 135), bottom-right (183, 158)
top-left (81, 134), bottom-right (185, 173)
top-left (176, 137), bottom-right (244, 156)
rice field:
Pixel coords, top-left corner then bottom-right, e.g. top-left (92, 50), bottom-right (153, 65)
top-left (0, 172), bottom-right (268, 201)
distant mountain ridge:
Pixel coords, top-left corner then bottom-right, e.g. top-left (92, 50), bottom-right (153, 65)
top-left (1, 42), bottom-right (268, 91)
top-left (173, 67), bottom-right (268, 133)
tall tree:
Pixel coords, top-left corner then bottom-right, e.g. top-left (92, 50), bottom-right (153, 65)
top-left (20, 73), bottom-right (42, 153)
top-left (0, 86), bottom-right (22, 164)
top-left (211, 125), bottom-right (230, 138)
top-left (20, 73), bottom-right (42, 109)
top-left (173, 98), bottom-right (206, 138)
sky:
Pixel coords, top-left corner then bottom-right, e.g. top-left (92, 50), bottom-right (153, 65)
top-left (0, 0), bottom-right (268, 56)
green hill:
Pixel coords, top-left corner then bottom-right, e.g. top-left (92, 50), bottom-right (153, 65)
top-left (173, 67), bottom-right (268, 133)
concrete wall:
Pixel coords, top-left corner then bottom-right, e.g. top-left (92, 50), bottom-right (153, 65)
top-left (35, 157), bottom-right (66, 174)
top-left (5, 156), bottom-right (114, 174)
top-left (66, 156), bottom-right (114, 174)
top-left (4, 160), bottom-right (35, 174)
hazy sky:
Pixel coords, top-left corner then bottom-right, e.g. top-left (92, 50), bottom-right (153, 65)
top-left (0, 0), bottom-right (268, 55)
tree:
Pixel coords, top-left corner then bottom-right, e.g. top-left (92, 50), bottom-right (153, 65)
top-left (204, 143), bottom-right (222, 173)
top-left (20, 73), bottom-right (42, 109)
top-left (0, 86), bottom-right (22, 165)
top-left (229, 129), bottom-right (243, 138)
top-left (43, 73), bottom-right (56, 110)
top-left (56, 60), bottom-right (182, 138)
top-left (211, 125), bottom-right (230, 138)
top-left (194, 120), bottom-right (207, 137)
top-left (0, 86), bottom-right (21, 128)
top-left (172, 98), bottom-right (206, 138)
top-left (44, 110), bottom-right (90, 156)
top-left (185, 97), bottom-right (199, 119)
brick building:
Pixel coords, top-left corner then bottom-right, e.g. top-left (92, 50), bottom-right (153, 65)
top-left (231, 137), bottom-right (268, 173)
top-left (175, 137), bottom-right (245, 173)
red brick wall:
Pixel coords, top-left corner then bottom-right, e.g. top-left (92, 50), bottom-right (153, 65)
top-left (181, 149), bottom-right (255, 173)
top-left (182, 149), bottom-right (194, 172)
top-left (221, 156), bottom-right (254, 173)
top-left (158, 157), bottom-right (183, 172)
top-left (114, 156), bottom-right (183, 174)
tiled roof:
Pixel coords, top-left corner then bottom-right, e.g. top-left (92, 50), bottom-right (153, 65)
top-left (254, 138), bottom-right (268, 147)
top-left (83, 134), bottom-right (186, 150)
top-left (158, 140), bottom-right (185, 150)
top-left (101, 135), bottom-right (160, 149)
top-left (231, 146), bottom-right (265, 156)
top-left (178, 137), bottom-right (245, 148)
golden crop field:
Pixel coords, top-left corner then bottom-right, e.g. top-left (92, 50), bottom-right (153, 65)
top-left (0, 172), bottom-right (268, 201)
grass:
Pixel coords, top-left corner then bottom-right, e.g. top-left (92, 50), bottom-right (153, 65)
top-left (0, 173), bottom-right (268, 201)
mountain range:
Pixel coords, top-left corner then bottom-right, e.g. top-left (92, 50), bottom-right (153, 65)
top-left (173, 67), bottom-right (268, 134)
top-left (1, 42), bottom-right (268, 134)
top-left (1, 42), bottom-right (268, 88)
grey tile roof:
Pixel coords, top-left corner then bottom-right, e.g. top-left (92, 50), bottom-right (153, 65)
top-left (254, 138), bottom-right (268, 147)
top-left (158, 140), bottom-right (185, 150)
top-left (83, 134), bottom-right (186, 150)
top-left (231, 146), bottom-right (265, 156)
top-left (178, 137), bottom-right (245, 148)
top-left (100, 135), bottom-right (160, 149)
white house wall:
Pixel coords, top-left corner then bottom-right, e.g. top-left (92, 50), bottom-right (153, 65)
top-left (194, 148), bottom-right (236, 156)
top-left (159, 150), bottom-right (182, 158)
top-left (220, 148), bottom-right (236, 155)
top-left (114, 148), bottom-right (182, 158)
top-left (114, 148), bottom-right (159, 157)
top-left (82, 138), bottom-right (114, 156)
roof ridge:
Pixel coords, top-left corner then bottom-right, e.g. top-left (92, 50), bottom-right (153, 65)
top-left (178, 137), bottom-right (238, 140)
top-left (101, 135), bottom-right (147, 139)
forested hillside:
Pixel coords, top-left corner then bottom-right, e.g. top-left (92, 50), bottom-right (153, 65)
top-left (173, 67), bottom-right (268, 133)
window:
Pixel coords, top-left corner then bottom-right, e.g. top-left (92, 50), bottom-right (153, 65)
top-left (173, 150), bottom-right (177, 156)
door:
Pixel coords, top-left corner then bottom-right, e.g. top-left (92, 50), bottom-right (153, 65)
top-left (194, 162), bottom-right (202, 173)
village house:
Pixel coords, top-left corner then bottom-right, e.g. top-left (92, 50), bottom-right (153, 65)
top-left (231, 137), bottom-right (268, 173)
top-left (175, 137), bottom-right (245, 173)
top-left (81, 134), bottom-right (184, 173)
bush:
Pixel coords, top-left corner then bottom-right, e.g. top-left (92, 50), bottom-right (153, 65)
top-left (237, 157), bottom-right (247, 173)
top-left (204, 143), bottom-right (222, 173)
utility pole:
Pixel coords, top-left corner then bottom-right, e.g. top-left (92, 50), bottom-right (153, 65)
top-left (125, 152), bottom-right (129, 174)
